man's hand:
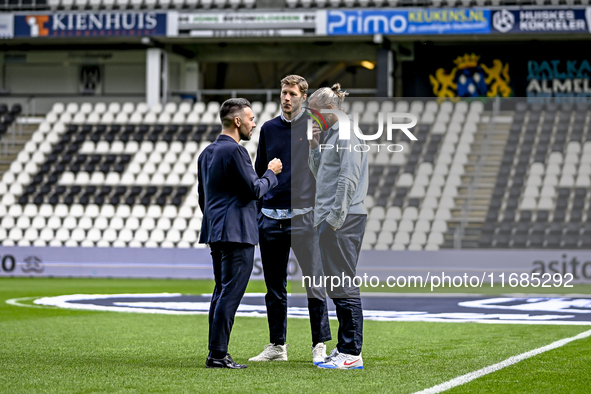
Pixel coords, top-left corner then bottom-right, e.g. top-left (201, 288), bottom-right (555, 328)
top-left (309, 123), bottom-right (322, 150)
top-left (268, 158), bottom-right (283, 175)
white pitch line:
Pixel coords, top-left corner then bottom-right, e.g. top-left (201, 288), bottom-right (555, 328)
top-left (413, 328), bottom-right (591, 394)
top-left (5, 296), bottom-right (51, 309)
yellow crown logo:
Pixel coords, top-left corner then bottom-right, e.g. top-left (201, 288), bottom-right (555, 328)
top-left (453, 53), bottom-right (480, 69)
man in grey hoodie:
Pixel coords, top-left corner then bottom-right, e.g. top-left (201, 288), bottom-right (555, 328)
top-left (307, 84), bottom-right (369, 370)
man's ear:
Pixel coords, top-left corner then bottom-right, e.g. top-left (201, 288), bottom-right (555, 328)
top-left (234, 116), bottom-right (241, 128)
top-left (302, 94), bottom-right (307, 102)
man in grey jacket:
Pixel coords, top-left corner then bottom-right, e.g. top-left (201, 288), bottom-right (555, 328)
top-left (307, 84), bottom-right (369, 370)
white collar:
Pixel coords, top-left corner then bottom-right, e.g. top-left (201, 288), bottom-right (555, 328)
top-left (281, 108), bottom-right (305, 123)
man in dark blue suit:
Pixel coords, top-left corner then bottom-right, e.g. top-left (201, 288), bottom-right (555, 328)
top-left (198, 98), bottom-right (282, 369)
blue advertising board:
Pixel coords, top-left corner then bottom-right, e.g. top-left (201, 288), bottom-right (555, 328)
top-left (491, 8), bottom-right (590, 34)
top-left (319, 9), bottom-right (490, 36)
top-left (13, 12), bottom-right (168, 38)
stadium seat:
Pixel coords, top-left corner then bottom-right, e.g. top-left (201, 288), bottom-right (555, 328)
top-left (0, 98), bottom-right (586, 252)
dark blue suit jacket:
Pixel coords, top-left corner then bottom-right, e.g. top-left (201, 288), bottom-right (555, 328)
top-left (198, 134), bottom-right (278, 245)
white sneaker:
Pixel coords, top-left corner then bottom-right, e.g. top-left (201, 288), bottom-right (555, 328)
top-left (248, 344), bottom-right (288, 361)
top-left (312, 343), bottom-right (327, 365)
top-left (324, 348), bottom-right (339, 363)
top-left (317, 352), bottom-right (363, 369)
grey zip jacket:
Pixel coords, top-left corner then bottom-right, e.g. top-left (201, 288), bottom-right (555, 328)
top-left (308, 118), bottom-right (369, 229)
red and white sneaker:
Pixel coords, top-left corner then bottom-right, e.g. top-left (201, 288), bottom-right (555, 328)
top-left (317, 352), bottom-right (363, 369)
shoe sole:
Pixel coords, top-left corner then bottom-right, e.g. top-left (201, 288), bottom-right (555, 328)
top-left (317, 365), bottom-right (363, 370)
top-left (248, 357), bottom-right (288, 362)
top-left (206, 366), bottom-right (248, 369)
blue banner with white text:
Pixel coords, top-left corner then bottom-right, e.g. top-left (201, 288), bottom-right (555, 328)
top-left (13, 12), bottom-right (167, 38)
top-left (321, 9), bottom-right (491, 36)
top-left (491, 8), bottom-right (590, 34)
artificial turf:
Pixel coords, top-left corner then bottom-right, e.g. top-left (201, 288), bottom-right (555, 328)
top-left (1, 278), bottom-right (590, 393)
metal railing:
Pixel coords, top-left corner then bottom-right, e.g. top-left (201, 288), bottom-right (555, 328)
top-left (0, 88), bottom-right (379, 156)
top-left (1, 89), bottom-right (378, 115)
top-left (172, 88), bottom-right (379, 103)
top-left (0, 118), bottom-right (27, 158)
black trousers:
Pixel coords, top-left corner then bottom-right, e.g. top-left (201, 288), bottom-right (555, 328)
top-left (258, 211), bottom-right (331, 345)
top-left (317, 214), bottom-right (367, 356)
top-left (208, 242), bottom-right (254, 353)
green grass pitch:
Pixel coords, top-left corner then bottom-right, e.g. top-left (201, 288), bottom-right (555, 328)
top-left (1, 277), bottom-right (590, 393)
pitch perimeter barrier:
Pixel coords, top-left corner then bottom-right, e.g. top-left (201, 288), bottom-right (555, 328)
top-left (1, 247), bottom-right (591, 285)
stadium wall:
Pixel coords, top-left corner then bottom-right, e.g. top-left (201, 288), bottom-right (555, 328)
top-left (0, 50), bottom-right (194, 113)
top-left (1, 247), bottom-right (591, 284)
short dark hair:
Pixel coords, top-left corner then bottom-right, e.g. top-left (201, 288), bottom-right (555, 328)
top-left (219, 98), bottom-right (252, 128)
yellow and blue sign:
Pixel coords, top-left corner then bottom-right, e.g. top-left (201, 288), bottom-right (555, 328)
top-left (430, 53), bottom-right (513, 99)
top-left (319, 8), bottom-right (490, 36)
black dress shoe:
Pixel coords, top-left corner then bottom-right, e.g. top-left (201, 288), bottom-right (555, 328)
top-left (206, 354), bottom-right (247, 369)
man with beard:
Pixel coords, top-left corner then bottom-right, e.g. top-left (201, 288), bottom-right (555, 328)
top-left (199, 98), bottom-right (282, 369)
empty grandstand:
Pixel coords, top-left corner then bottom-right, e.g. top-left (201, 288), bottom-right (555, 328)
top-left (0, 96), bottom-right (588, 251)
